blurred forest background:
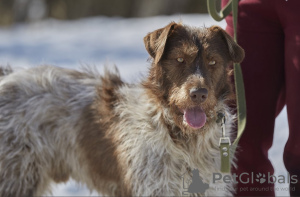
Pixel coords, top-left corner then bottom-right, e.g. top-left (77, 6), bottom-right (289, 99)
top-left (0, 0), bottom-right (222, 26)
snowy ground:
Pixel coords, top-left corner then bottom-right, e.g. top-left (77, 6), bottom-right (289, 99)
top-left (0, 14), bottom-right (289, 196)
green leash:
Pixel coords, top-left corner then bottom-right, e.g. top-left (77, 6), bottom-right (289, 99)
top-left (207, 0), bottom-right (247, 173)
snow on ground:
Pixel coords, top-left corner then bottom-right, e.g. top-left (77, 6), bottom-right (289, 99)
top-left (0, 14), bottom-right (289, 196)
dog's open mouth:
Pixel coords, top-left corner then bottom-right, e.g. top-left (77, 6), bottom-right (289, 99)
top-left (183, 107), bottom-right (207, 129)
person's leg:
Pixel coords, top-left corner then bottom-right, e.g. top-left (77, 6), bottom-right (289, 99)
top-left (283, 30), bottom-right (300, 195)
top-left (278, 1), bottom-right (300, 195)
top-left (222, 0), bottom-right (285, 196)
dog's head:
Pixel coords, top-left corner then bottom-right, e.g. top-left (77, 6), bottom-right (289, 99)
top-left (143, 22), bottom-right (244, 134)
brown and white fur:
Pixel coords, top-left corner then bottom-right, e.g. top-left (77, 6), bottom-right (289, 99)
top-left (0, 22), bottom-right (244, 196)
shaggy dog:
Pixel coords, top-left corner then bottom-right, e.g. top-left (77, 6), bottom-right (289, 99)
top-left (0, 22), bottom-right (244, 196)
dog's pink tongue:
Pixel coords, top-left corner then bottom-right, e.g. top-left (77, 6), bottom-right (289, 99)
top-left (184, 107), bottom-right (206, 129)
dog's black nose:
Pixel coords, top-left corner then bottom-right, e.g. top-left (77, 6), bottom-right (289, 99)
top-left (190, 88), bottom-right (208, 103)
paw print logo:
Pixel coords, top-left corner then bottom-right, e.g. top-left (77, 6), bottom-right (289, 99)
top-left (256, 173), bottom-right (266, 184)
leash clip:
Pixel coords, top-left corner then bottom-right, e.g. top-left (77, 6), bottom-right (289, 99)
top-left (218, 113), bottom-right (231, 146)
top-left (218, 112), bottom-right (231, 173)
top-left (217, 112), bottom-right (231, 146)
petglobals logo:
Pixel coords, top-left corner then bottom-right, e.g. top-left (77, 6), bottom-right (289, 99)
top-left (212, 172), bottom-right (298, 184)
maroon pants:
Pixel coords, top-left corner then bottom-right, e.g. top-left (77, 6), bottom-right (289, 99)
top-left (222, 0), bottom-right (300, 196)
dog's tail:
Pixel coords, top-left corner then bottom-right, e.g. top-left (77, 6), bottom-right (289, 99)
top-left (99, 67), bottom-right (124, 104)
top-left (0, 65), bottom-right (13, 77)
top-left (93, 67), bottom-right (125, 121)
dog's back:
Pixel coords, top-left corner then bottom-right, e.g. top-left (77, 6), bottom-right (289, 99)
top-left (0, 66), bottom-right (104, 196)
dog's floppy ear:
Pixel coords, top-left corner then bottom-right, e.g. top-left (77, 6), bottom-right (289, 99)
top-left (210, 26), bottom-right (245, 63)
top-left (144, 22), bottom-right (178, 64)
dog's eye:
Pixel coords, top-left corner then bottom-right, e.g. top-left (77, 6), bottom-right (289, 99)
top-left (177, 58), bottom-right (184, 63)
top-left (208, 60), bottom-right (216, 65)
